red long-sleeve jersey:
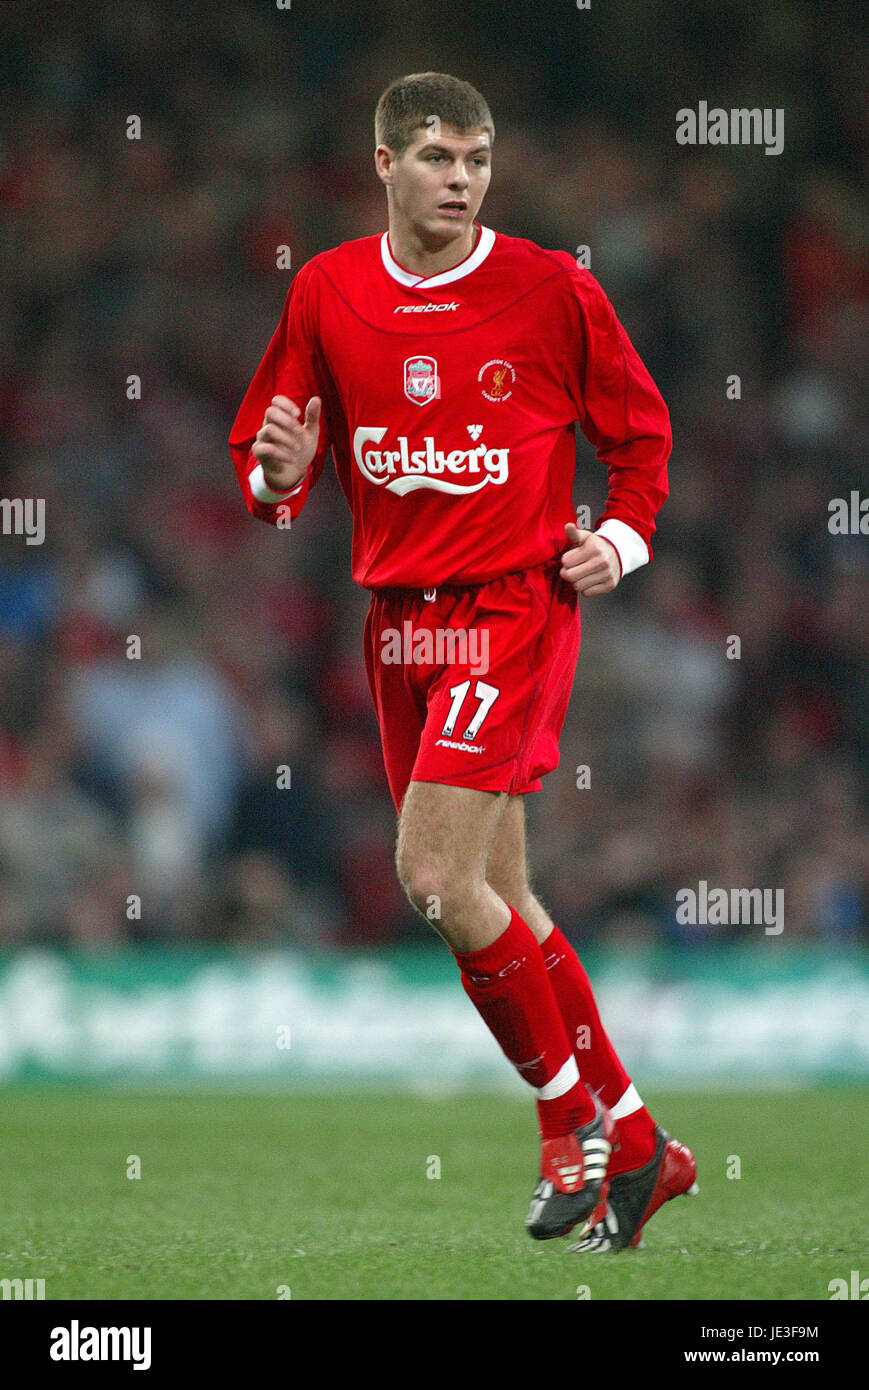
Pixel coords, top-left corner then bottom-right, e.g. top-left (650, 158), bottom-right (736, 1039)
top-left (229, 224), bottom-right (671, 589)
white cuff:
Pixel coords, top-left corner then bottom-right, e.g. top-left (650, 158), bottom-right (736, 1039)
top-left (594, 518), bottom-right (649, 577)
top-left (535, 1055), bottom-right (580, 1101)
top-left (248, 462), bottom-right (307, 504)
top-left (610, 1082), bottom-right (643, 1120)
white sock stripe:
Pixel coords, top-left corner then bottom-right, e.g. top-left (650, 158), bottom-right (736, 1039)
top-left (610, 1082), bottom-right (643, 1121)
top-left (535, 1055), bottom-right (580, 1101)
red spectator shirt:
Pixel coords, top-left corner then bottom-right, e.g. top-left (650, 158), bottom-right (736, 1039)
top-left (229, 224), bottom-right (671, 589)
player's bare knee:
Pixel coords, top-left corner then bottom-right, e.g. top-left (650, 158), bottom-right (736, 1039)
top-left (398, 864), bottom-right (453, 919)
top-left (395, 851), bottom-right (479, 925)
top-left (396, 842), bottom-right (443, 910)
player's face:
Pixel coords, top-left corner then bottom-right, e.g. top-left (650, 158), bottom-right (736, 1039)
top-left (380, 125), bottom-right (492, 244)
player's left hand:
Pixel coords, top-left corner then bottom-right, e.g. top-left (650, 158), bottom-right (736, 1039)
top-left (560, 522), bottom-right (621, 595)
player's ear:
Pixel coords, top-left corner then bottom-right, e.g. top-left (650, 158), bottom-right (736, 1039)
top-left (374, 144), bottom-right (395, 185)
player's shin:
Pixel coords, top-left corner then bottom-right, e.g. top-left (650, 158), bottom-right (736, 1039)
top-left (453, 906), bottom-right (595, 1137)
top-left (541, 924), bottom-right (657, 1174)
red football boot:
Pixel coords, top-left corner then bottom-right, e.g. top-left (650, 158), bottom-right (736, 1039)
top-left (568, 1126), bottom-right (698, 1252)
top-left (525, 1092), bottom-right (615, 1240)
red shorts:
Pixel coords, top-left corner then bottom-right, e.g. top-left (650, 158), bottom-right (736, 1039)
top-left (363, 561), bottom-right (581, 812)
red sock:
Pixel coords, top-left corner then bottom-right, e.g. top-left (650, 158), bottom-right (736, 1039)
top-left (542, 925), bottom-right (656, 1174)
top-left (454, 907), bottom-right (595, 1138)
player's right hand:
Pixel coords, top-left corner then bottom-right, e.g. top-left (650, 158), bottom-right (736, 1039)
top-left (251, 394), bottom-right (322, 492)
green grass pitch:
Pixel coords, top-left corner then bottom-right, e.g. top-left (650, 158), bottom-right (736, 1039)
top-left (0, 1087), bottom-right (864, 1300)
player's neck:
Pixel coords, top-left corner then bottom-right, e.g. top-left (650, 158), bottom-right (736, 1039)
top-left (387, 220), bottom-right (480, 279)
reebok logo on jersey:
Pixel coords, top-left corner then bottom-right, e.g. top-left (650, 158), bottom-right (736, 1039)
top-left (434, 737), bottom-right (485, 754)
top-left (393, 301), bottom-right (460, 313)
top-left (353, 427), bottom-right (509, 495)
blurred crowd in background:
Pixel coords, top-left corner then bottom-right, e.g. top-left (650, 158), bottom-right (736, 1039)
top-left (1, 0), bottom-right (866, 949)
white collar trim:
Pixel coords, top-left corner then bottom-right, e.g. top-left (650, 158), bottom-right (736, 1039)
top-left (381, 224), bottom-right (495, 289)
